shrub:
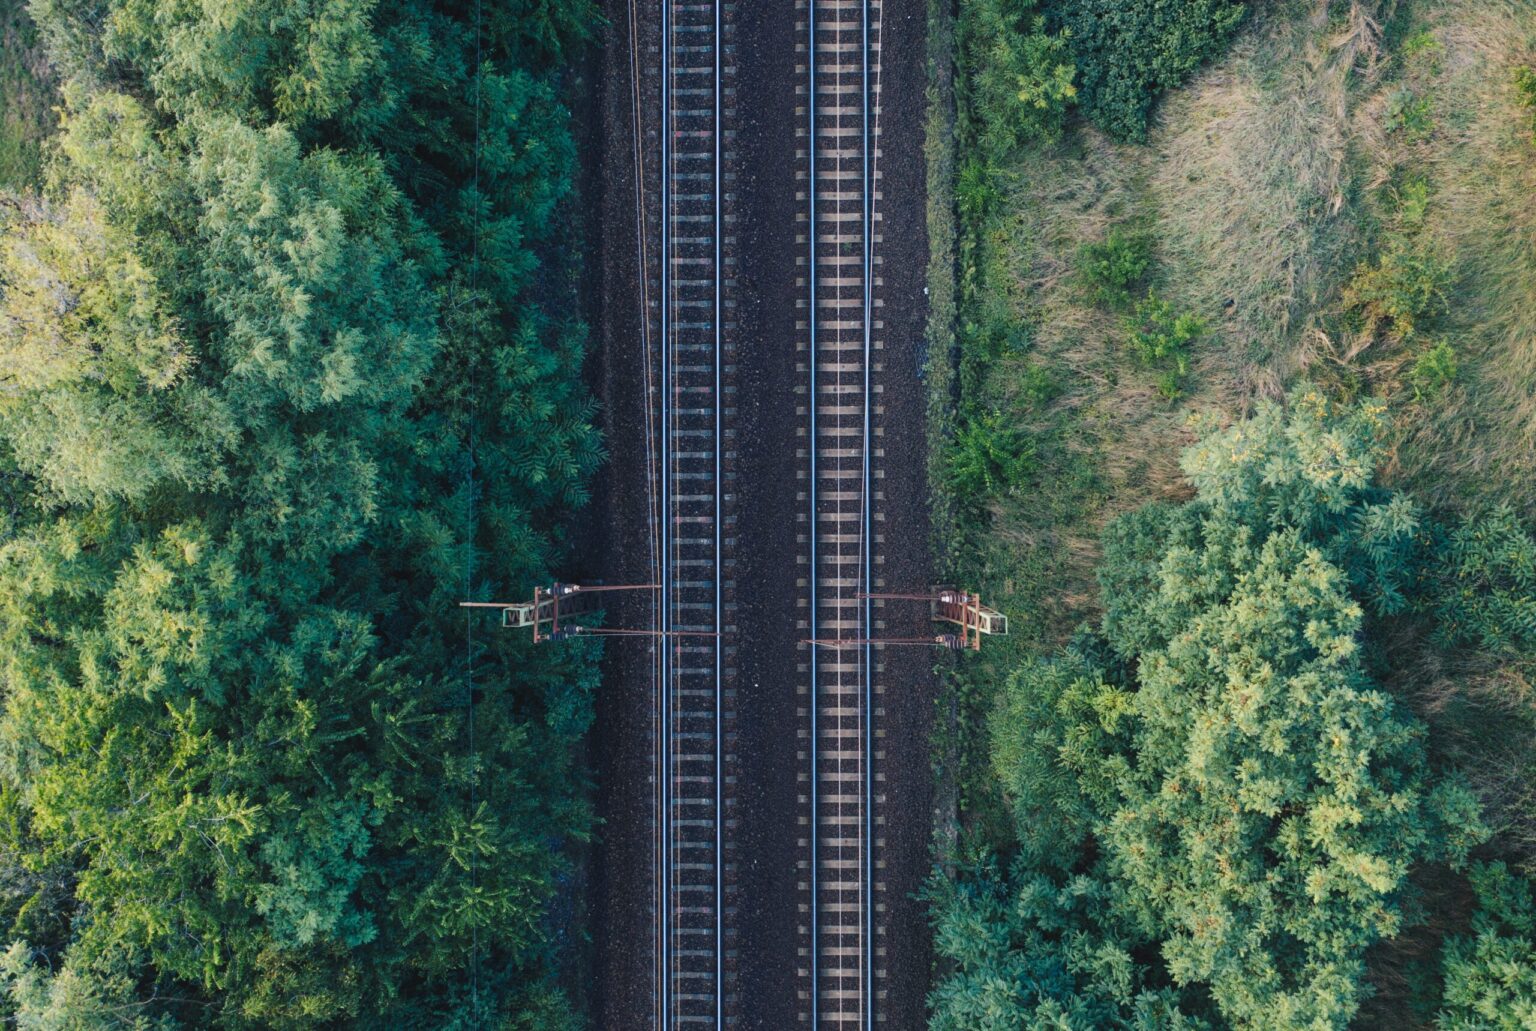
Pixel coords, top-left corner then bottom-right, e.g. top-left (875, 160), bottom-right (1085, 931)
top-left (1438, 863), bottom-right (1536, 1030)
top-left (1396, 174), bottom-right (1433, 228)
top-left (1010, 19), bottom-right (1078, 126)
top-left (1410, 339), bottom-right (1457, 400)
top-left (1049, 0), bottom-right (1248, 142)
top-left (1516, 66), bottom-right (1536, 142)
top-left (959, 315), bottom-right (1028, 403)
top-left (1344, 234), bottom-right (1452, 337)
top-left (1077, 229), bottom-right (1153, 308)
top-left (961, 0), bottom-right (1076, 160)
top-left (1018, 361), bottom-right (1062, 407)
top-left (949, 409), bottom-right (1035, 499)
top-left (1124, 292), bottom-right (1203, 397)
top-left (1386, 85), bottom-right (1436, 142)
top-left (932, 394), bottom-right (1491, 1030)
top-left (956, 157), bottom-right (998, 222)
top-left (1428, 505), bottom-right (1536, 654)
top-left (1402, 29), bottom-right (1444, 65)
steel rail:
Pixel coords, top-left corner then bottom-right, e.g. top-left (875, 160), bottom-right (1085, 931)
top-left (807, 0), bottom-right (879, 1019)
top-left (657, 2), bottom-right (727, 1022)
top-left (713, 0), bottom-right (724, 1019)
top-left (807, 0), bottom-right (820, 1020)
top-left (657, 0), bottom-right (673, 1021)
top-left (859, 0), bottom-right (875, 1023)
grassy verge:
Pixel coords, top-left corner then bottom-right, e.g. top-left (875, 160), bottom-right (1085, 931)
top-left (926, 0), bottom-right (1536, 1022)
top-left (1340, 0), bottom-right (1536, 510)
top-left (924, 0), bottom-right (962, 861)
top-left (0, 0), bottom-right (55, 190)
top-left (928, 0), bottom-right (1536, 831)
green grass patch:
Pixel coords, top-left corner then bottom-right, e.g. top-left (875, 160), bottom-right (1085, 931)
top-left (0, 0), bottom-right (55, 190)
top-left (1517, 64), bottom-right (1536, 139)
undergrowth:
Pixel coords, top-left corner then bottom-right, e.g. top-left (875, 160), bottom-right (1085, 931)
top-left (1361, 0), bottom-right (1536, 512)
top-left (928, 0), bottom-right (1536, 1024)
top-left (0, 0), bottom-right (54, 189)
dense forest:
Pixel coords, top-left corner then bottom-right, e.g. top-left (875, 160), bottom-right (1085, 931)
top-left (7, 0), bottom-right (1536, 1025)
top-left (928, 0), bottom-right (1536, 1027)
top-left (0, 0), bottom-right (600, 1025)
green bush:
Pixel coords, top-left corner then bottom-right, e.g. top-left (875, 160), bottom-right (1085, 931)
top-left (1396, 174), bottom-right (1433, 228)
top-left (960, 0), bottom-right (1076, 161)
top-left (1428, 505), bottom-right (1536, 654)
top-left (1048, 0), bottom-right (1247, 142)
top-left (949, 409), bottom-right (1035, 500)
top-left (1124, 291), bottom-right (1203, 397)
top-left (1438, 862), bottom-right (1536, 1030)
top-left (1077, 229), bottom-right (1152, 308)
top-left (1344, 233), bottom-right (1452, 337)
top-left (931, 393), bottom-right (1491, 1030)
top-left (1402, 29), bottom-right (1444, 65)
top-left (1018, 361), bottom-right (1062, 407)
top-left (956, 157), bottom-right (999, 221)
top-left (1386, 85), bottom-right (1436, 142)
top-left (1410, 339), bottom-right (1458, 400)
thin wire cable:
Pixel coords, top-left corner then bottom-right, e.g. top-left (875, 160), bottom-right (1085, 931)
top-left (860, 0), bottom-right (872, 1017)
top-left (807, 0), bottom-right (820, 1020)
top-left (626, 0), bottom-right (661, 638)
top-left (622, 0), bottom-right (667, 1021)
top-left (711, 0), bottom-right (724, 1020)
top-left (464, 0), bottom-right (484, 1017)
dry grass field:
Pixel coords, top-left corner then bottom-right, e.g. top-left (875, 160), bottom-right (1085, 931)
top-left (1370, 0), bottom-right (1536, 507)
top-left (958, 0), bottom-right (1536, 653)
top-left (933, 0), bottom-right (1536, 887)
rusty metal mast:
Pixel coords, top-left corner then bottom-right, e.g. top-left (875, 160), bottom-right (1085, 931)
top-left (803, 588), bottom-right (1008, 651)
top-left (460, 582), bottom-right (719, 642)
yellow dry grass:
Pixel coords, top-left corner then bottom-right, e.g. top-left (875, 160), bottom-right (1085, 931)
top-left (982, 0), bottom-right (1536, 643)
top-left (1151, 0), bottom-right (1383, 379)
top-left (980, 0), bottom-right (1390, 637)
top-left (1369, 0), bottom-right (1536, 507)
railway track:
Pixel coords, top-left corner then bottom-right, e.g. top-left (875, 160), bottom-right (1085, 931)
top-left (798, 0), bottom-right (884, 1025)
top-left (642, 0), bottom-right (885, 1023)
top-left (655, 0), bottom-right (737, 1026)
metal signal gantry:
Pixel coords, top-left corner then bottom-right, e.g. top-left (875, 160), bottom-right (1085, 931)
top-left (804, 589), bottom-right (1008, 651)
top-left (460, 583), bottom-right (716, 642)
